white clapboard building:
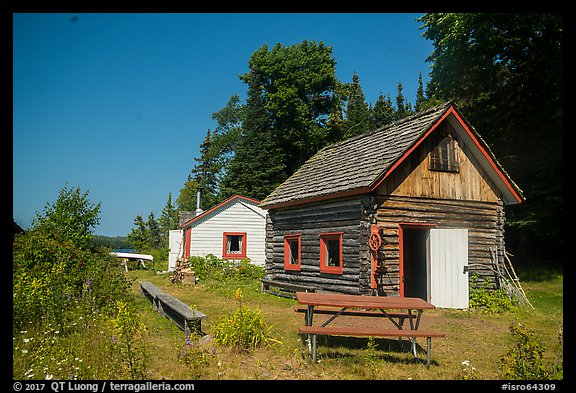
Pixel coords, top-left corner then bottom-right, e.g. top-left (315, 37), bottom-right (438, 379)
top-left (168, 195), bottom-right (266, 271)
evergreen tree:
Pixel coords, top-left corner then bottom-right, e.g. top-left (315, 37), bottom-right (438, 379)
top-left (419, 13), bottom-right (562, 262)
top-left (127, 215), bottom-right (148, 251)
top-left (159, 193), bottom-right (178, 247)
top-left (218, 41), bottom-right (341, 198)
top-left (219, 66), bottom-right (286, 200)
top-left (210, 94), bottom-right (245, 180)
top-left (325, 107), bottom-right (345, 143)
top-left (190, 129), bottom-right (220, 208)
top-left (146, 212), bottom-right (161, 249)
top-left (176, 178), bottom-right (200, 212)
top-left (395, 82), bottom-right (411, 120)
top-left (343, 71), bottom-right (373, 138)
top-left (371, 93), bottom-right (396, 129)
top-left (414, 73), bottom-right (426, 112)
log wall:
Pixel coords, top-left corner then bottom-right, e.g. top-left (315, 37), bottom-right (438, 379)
top-left (374, 194), bottom-right (506, 294)
top-left (265, 196), bottom-right (375, 295)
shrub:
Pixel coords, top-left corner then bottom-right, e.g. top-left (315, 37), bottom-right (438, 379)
top-left (211, 289), bottom-right (282, 351)
top-left (499, 323), bottom-right (563, 380)
top-left (188, 254), bottom-right (265, 283)
top-left (12, 184), bottom-right (147, 380)
top-left (469, 274), bottom-right (517, 314)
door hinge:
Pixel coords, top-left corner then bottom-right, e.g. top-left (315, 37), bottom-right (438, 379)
top-left (463, 266), bottom-right (469, 274)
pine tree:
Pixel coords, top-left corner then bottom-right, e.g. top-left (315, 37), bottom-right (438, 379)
top-left (218, 41), bottom-right (341, 199)
top-left (127, 215), bottom-right (148, 251)
top-left (190, 129), bottom-right (220, 209)
top-left (325, 107), bottom-right (345, 143)
top-left (176, 178), bottom-right (200, 212)
top-left (395, 82), bottom-right (409, 120)
top-left (146, 212), bottom-right (161, 249)
top-left (415, 73), bottom-right (426, 112)
top-left (371, 93), bottom-right (396, 129)
top-left (219, 66), bottom-right (286, 200)
top-left (159, 193), bottom-right (178, 247)
top-left (343, 71), bottom-right (373, 138)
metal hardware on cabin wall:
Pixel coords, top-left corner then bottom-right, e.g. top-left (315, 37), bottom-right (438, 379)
top-left (463, 266), bottom-right (469, 274)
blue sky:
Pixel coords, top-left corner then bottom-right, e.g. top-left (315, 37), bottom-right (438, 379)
top-left (13, 13), bottom-right (434, 237)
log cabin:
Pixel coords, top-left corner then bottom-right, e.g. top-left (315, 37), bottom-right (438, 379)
top-left (259, 101), bottom-right (524, 308)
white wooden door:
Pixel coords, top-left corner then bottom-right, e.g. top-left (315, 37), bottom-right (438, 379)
top-left (429, 228), bottom-right (469, 308)
top-left (168, 230), bottom-right (183, 272)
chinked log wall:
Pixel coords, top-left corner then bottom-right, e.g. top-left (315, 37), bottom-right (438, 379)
top-left (375, 194), bottom-right (506, 294)
top-left (265, 196), bottom-right (375, 295)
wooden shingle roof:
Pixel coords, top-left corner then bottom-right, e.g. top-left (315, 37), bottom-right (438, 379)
top-left (260, 101), bottom-right (523, 209)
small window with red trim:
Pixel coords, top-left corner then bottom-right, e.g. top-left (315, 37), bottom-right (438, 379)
top-left (284, 234), bottom-right (301, 271)
top-left (222, 232), bottom-right (247, 259)
top-left (320, 232), bottom-right (343, 274)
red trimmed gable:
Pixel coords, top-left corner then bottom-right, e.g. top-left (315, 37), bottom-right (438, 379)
top-left (180, 195), bottom-right (262, 229)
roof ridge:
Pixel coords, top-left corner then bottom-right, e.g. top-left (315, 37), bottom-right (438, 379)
top-left (383, 100), bottom-right (452, 129)
top-left (316, 101), bottom-right (452, 153)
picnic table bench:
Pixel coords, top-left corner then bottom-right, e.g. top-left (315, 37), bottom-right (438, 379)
top-left (261, 278), bottom-right (316, 299)
top-left (139, 281), bottom-right (206, 338)
top-left (295, 292), bottom-right (445, 368)
top-left (294, 306), bottom-right (416, 328)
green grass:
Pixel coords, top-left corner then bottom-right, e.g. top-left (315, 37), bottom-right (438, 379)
top-left (125, 264), bottom-right (563, 380)
top-left (13, 263), bottom-right (562, 380)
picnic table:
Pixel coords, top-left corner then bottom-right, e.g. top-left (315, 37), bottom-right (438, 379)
top-left (295, 291), bottom-right (444, 368)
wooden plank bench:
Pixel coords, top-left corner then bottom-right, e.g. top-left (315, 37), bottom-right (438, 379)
top-left (140, 281), bottom-right (165, 311)
top-left (298, 325), bottom-right (445, 368)
top-left (294, 306), bottom-right (416, 328)
top-left (261, 278), bottom-right (316, 299)
top-left (156, 293), bottom-right (207, 339)
top-left (139, 281), bottom-right (207, 339)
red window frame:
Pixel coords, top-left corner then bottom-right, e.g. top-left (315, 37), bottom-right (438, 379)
top-left (222, 232), bottom-right (247, 259)
top-left (283, 234), bottom-right (302, 271)
top-left (320, 232), bottom-right (343, 274)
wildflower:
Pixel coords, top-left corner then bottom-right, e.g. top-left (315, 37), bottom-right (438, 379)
top-left (21, 349), bottom-right (28, 354)
top-left (45, 374), bottom-right (53, 380)
top-left (23, 338), bottom-right (30, 343)
top-left (461, 360), bottom-right (470, 366)
top-left (235, 288), bottom-right (243, 301)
